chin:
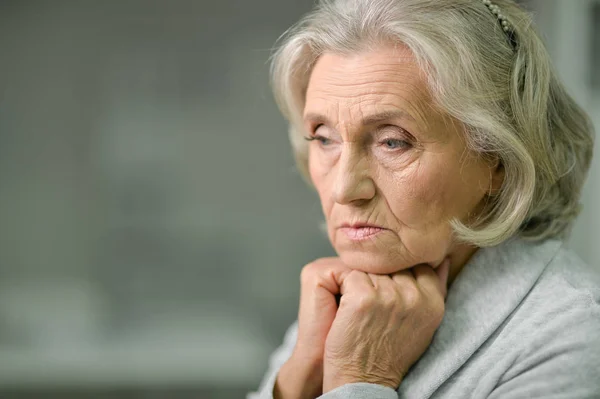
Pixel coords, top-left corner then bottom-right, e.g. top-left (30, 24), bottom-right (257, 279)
top-left (337, 249), bottom-right (413, 275)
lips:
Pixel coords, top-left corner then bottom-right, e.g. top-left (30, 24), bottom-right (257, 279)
top-left (339, 223), bottom-right (387, 241)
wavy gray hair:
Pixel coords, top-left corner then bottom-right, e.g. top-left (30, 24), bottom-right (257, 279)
top-left (270, 0), bottom-right (595, 247)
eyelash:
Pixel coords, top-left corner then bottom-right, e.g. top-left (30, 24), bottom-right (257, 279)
top-left (303, 134), bottom-right (332, 146)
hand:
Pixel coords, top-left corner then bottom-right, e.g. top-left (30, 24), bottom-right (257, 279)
top-left (322, 259), bottom-right (450, 392)
top-left (274, 258), bottom-right (353, 399)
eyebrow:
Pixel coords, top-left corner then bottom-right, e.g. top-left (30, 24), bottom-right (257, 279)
top-left (303, 110), bottom-right (416, 126)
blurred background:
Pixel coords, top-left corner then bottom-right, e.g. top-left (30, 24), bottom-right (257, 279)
top-left (0, 0), bottom-right (598, 398)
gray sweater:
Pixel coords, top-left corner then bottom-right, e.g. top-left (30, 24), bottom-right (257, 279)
top-left (248, 238), bottom-right (600, 398)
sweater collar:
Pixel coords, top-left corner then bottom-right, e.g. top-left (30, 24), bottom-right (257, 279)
top-left (398, 238), bottom-right (563, 398)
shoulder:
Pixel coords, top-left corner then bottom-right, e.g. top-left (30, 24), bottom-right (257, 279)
top-left (499, 238), bottom-right (600, 311)
top-left (509, 240), bottom-right (600, 340)
top-left (543, 243), bottom-right (600, 297)
top-left (491, 242), bottom-right (600, 397)
top-left (526, 242), bottom-right (600, 322)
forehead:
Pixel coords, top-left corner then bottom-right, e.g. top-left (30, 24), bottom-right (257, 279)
top-left (304, 46), bottom-right (431, 123)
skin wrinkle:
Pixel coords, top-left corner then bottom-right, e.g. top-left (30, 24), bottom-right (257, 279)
top-left (305, 45), bottom-right (504, 278)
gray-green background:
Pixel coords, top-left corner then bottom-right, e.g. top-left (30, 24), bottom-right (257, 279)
top-left (0, 0), bottom-right (598, 398)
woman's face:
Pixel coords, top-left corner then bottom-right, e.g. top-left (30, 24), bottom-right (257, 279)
top-left (304, 45), bottom-right (502, 274)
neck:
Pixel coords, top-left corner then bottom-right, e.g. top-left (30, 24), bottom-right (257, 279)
top-left (447, 243), bottom-right (480, 286)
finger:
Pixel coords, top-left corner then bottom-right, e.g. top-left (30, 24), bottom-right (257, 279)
top-left (368, 273), bottom-right (397, 291)
top-left (369, 273), bottom-right (401, 308)
top-left (413, 259), bottom-right (450, 299)
top-left (391, 268), bottom-right (415, 285)
top-left (298, 260), bottom-right (353, 327)
top-left (300, 259), bottom-right (353, 295)
top-left (339, 270), bottom-right (374, 296)
top-left (435, 259), bottom-right (450, 298)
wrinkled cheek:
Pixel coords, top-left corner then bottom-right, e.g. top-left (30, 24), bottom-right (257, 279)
top-left (389, 170), bottom-right (448, 228)
top-left (309, 154), bottom-right (330, 196)
top-left (386, 172), bottom-right (422, 222)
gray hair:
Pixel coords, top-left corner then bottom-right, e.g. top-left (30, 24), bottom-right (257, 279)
top-left (270, 0), bottom-right (595, 247)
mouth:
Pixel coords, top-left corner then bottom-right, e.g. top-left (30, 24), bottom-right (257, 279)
top-left (338, 223), bottom-right (387, 241)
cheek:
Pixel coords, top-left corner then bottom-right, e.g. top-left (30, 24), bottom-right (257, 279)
top-left (381, 162), bottom-right (440, 223)
top-left (308, 153), bottom-right (332, 207)
top-left (383, 158), bottom-right (468, 226)
top-left (411, 156), bottom-right (489, 221)
top-left (308, 151), bottom-right (323, 191)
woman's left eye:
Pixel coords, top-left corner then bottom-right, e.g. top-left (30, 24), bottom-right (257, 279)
top-left (382, 139), bottom-right (410, 150)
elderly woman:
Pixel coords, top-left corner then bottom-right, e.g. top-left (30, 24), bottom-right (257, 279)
top-left (249, 0), bottom-right (599, 397)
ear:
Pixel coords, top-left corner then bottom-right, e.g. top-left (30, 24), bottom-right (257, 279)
top-left (488, 159), bottom-right (505, 196)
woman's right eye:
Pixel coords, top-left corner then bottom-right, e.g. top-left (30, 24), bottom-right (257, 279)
top-left (304, 124), bottom-right (333, 146)
top-left (304, 135), bottom-right (332, 146)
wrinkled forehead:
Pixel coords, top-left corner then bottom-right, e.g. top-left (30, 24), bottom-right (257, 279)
top-left (303, 46), bottom-right (434, 127)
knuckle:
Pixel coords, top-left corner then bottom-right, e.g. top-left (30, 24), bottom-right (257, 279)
top-left (300, 262), bottom-right (317, 284)
top-left (354, 292), bottom-right (377, 311)
top-left (347, 269), bottom-right (362, 280)
top-left (380, 290), bottom-right (398, 308)
top-left (402, 284), bottom-right (422, 310)
top-left (300, 257), bottom-right (343, 284)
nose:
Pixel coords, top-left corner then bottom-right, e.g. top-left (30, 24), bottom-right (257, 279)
top-left (332, 146), bottom-right (376, 205)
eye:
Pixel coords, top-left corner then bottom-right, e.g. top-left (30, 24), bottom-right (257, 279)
top-left (382, 138), bottom-right (411, 150)
top-left (304, 134), bottom-right (332, 146)
top-left (304, 124), bottom-right (333, 146)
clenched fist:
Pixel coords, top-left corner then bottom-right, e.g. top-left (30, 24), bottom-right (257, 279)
top-left (323, 261), bottom-right (450, 392)
top-left (275, 258), bottom-right (352, 399)
top-left (274, 258), bottom-right (450, 399)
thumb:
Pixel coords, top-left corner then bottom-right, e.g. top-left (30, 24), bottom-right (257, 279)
top-left (435, 258), bottom-right (451, 299)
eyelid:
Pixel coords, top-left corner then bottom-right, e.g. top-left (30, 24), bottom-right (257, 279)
top-left (377, 124), bottom-right (410, 134)
top-left (311, 124), bottom-right (340, 141)
top-left (374, 125), bottom-right (413, 141)
top-left (312, 123), bottom-right (326, 134)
